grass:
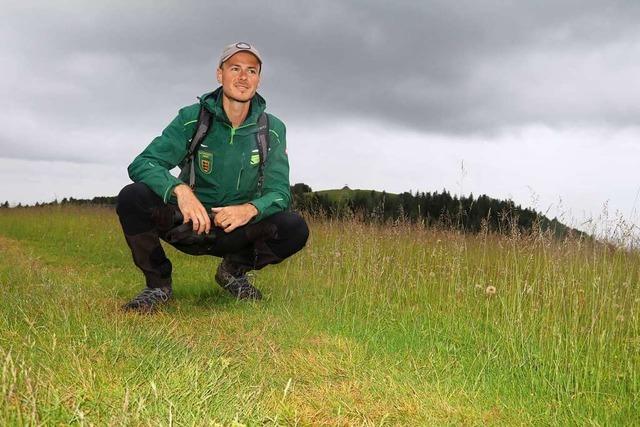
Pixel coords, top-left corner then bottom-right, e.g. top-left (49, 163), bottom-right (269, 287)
top-left (0, 205), bottom-right (638, 425)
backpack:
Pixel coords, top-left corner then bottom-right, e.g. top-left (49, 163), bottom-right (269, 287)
top-left (183, 104), bottom-right (270, 193)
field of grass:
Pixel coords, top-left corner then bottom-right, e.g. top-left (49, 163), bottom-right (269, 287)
top-left (0, 205), bottom-right (638, 425)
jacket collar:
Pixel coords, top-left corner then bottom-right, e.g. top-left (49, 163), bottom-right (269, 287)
top-left (200, 86), bottom-right (266, 126)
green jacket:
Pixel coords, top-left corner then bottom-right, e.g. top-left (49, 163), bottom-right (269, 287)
top-left (128, 87), bottom-right (290, 222)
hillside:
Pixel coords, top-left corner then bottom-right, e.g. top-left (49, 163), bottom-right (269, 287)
top-left (293, 186), bottom-right (585, 239)
top-left (2, 185), bottom-right (585, 239)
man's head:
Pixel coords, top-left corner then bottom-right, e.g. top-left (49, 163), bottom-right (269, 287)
top-left (218, 42), bottom-right (262, 70)
top-left (216, 42), bottom-right (262, 103)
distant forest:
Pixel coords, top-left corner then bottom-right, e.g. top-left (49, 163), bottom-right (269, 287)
top-left (289, 184), bottom-right (584, 239)
top-left (0, 183), bottom-right (584, 238)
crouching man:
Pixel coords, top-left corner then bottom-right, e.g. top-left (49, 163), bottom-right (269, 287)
top-left (116, 42), bottom-right (309, 312)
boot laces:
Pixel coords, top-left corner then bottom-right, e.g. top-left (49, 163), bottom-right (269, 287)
top-left (130, 287), bottom-right (170, 306)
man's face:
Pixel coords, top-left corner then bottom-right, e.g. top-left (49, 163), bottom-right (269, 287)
top-left (216, 51), bottom-right (261, 103)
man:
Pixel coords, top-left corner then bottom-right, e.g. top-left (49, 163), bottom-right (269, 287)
top-left (116, 42), bottom-right (309, 312)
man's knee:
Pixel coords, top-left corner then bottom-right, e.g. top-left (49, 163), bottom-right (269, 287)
top-left (116, 183), bottom-right (157, 217)
top-left (289, 212), bottom-right (309, 249)
top-left (116, 183), bottom-right (168, 236)
top-left (275, 211), bottom-right (309, 251)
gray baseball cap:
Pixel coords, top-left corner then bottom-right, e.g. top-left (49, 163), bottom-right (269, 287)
top-left (218, 42), bottom-right (263, 68)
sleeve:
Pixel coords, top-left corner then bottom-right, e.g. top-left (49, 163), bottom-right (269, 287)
top-left (250, 120), bottom-right (291, 221)
top-left (127, 110), bottom-right (191, 203)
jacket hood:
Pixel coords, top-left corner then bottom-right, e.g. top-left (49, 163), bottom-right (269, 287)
top-left (199, 86), bottom-right (267, 126)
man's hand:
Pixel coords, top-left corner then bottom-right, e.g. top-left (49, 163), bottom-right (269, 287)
top-left (212, 204), bottom-right (258, 233)
top-left (173, 184), bottom-right (211, 234)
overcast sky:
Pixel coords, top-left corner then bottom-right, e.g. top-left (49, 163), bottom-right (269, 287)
top-left (1, 0), bottom-right (639, 237)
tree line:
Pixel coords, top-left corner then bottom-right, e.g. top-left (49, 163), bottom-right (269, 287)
top-left (1, 183), bottom-right (583, 238)
top-left (290, 184), bottom-right (583, 239)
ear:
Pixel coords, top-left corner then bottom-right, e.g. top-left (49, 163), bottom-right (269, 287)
top-left (216, 67), bottom-right (222, 84)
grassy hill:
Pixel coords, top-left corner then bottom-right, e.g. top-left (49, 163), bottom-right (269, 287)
top-left (0, 206), bottom-right (637, 424)
top-left (314, 187), bottom-right (373, 203)
top-left (300, 186), bottom-right (585, 239)
top-left (3, 186), bottom-right (585, 239)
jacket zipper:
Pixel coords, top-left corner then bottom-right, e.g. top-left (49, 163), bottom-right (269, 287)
top-left (236, 151), bottom-right (245, 190)
top-left (226, 122), bottom-right (254, 145)
top-left (222, 121), bottom-right (254, 189)
top-left (229, 127), bottom-right (236, 144)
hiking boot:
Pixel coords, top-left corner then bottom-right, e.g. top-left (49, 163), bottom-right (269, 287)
top-left (215, 258), bottom-right (262, 300)
top-left (122, 286), bottom-right (173, 312)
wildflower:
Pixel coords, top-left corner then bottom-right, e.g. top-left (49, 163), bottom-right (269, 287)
top-left (475, 284), bottom-right (483, 290)
top-left (485, 285), bottom-right (497, 296)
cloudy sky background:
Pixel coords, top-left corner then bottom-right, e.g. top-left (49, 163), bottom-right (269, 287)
top-left (1, 1), bottom-right (639, 237)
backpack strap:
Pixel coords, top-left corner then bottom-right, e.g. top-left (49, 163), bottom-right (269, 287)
top-left (255, 112), bottom-right (270, 194)
top-left (186, 105), bottom-right (213, 189)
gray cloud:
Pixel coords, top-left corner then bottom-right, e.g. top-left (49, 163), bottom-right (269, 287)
top-left (2, 0), bottom-right (640, 164)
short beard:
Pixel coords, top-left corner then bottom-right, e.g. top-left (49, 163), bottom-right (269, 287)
top-left (222, 89), bottom-right (252, 104)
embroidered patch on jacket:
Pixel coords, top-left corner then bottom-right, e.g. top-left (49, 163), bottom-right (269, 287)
top-left (198, 151), bottom-right (213, 174)
top-left (250, 154), bottom-right (260, 165)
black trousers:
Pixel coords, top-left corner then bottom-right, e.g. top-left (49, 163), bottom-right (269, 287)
top-left (116, 183), bottom-right (309, 289)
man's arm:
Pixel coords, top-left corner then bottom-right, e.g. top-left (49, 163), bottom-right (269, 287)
top-left (127, 106), bottom-right (211, 234)
top-left (127, 111), bottom-right (190, 202)
top-left (249, 117), bottom-right (291, 222)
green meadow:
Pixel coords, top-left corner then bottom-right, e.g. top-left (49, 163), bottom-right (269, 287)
top-left (0, 206), bottom-right (638, 425)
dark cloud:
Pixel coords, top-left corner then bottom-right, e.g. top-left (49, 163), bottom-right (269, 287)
top-left (1, 0), bottom-right (640, 163)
